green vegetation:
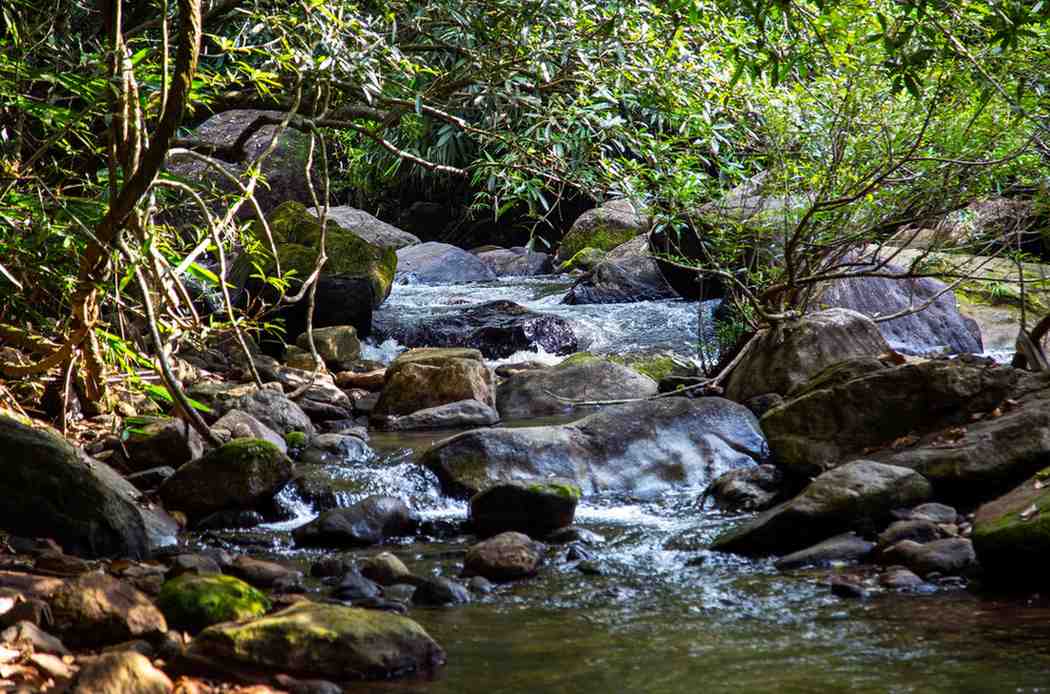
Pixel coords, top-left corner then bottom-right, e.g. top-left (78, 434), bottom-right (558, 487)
top-left (158, 574), bottom-right (271, 632)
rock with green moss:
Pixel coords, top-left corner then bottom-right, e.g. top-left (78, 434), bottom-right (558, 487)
top-left (308, 205), bottom-right (421, 250)
top-left (187, 601), bottom-right (446, 680)
top-left (123, 416), bottom-right (204, 472)
top-left (469, 479), bottom-right (580, 538)
top-left (973, 472), bottom-right (1050, 585)
top-left (158, 574), bottom-right (270, 632)
top-left (555, 200), bottom-right (649, 264)
top-left (557, 246), bottom-right (606, 273)
top-left (294, 325), bottom-right (361, 369)
top-left (158, 439), bottom-right (293, 520)
top-left (496, 356), bottom-right (657, 419)
top-left (563, 234), bottom-right (678, 305)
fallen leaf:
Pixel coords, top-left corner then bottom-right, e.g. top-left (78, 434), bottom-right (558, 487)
top-left (1035, 479), bottom-right (1045, 490)
top-left (891, 435), bottom-right (919, 450)
top-left (1020, 503), bottom-right (1038, 521)
top-left (989, 407), bottom-right (1003, 419)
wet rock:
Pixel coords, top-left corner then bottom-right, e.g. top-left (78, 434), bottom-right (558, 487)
top-left (744, 393), bottom-right (784, 418)
top-left (818, 257), bottom-right (982, 356)
top-left (50, 573), bottom-right (167, 648)
top-left (829, 575), bottom-right (867, 599)
top-left (361, 553), bottom-right (414, 587)
top-left (760, 358), bottom-right (1027, 485)
top-left (299, 432), bottom-right (373, 466)
top-left (73, 651), bottom-right (173, 694)
top-left (704, 464), bottom-right (785, 512)
top-left (563, 234), bottom-right (678, 304)
top-left (308, 205), bottom-right (421, 250)
top-left (558, 246), bottom-right (606, 273)
top-left (211, 409), bottom-right (288, 456)
top-left (469, 480), bottom-right (580, 538)
top-left (193, 510), bottom-right (265, 531)
top-left (383, 584), bottom-right (417, 604)
top-left (475, 246), bottom-right (552, 277)
top-left (332, 569), bottom-right (382, 602)
top-left (310, 556), bottom-right (355, 579)
top-left (710, 460), bottom-right (932, 557)
top-left (774, 533), bottom-right (875, 570)
top-left (396, 242), bottom-right (497, 284)
top-left (293, 495), bottom-right (419, 547)
top-left (879, 566), bottom-right (926, 590)
top-left (412, 577), bottom-right (471, 606)
top-left (555, 199), bottom-right (649, 264)
top-left (0, 416), bottom-right (172, 559)
top-left (876, 520), bottom-right (946, 550)
top-left (973, 473), bottom-right (1050, 585)
top-left (463, 532), bottom-right (544, 582)
top-left (165, 554), bottom-right (221, 578)
top-left (122, 417), bottom-right (204, 472)
top-left (378, 399), bottom-right (500, 431)
top-left (723, 308), bottom-right (890, 403)
top-left (295, 325), bottom-right (361, 370)
top-left (422, 396), bottom-right (769, 499)
top-left (545, 526), bottom-right (606, 546)
top-left (159, 439), bottom-right (293, 520)
top-left (187, 601), bottom-right (446, 680)
top-left (229, 556), bottom-right (303, 590)
top-left (377, 300), bottom-right (577, 359)
top-left (372, 356), bottom-right (495, 423)
top-left (879, 538), bottom-right (978, 578)
top-left (496, 355), bottom-right (658, 419)
top-left (467, 576), bottom-right (494, 594)
top-left (908, 502), bottom-right (959, 525)
top-left (126, 466), bottom-right (176, 492)
top-left (276, 673), bottom-right (345, 694)
top-left (157, 574), bottom-right (269, 632)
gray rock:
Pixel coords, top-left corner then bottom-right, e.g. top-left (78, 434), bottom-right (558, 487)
top-left (396, 242), bottom-right (497, 284)
top-left (123, 417), bottom-right (204, 471)
top-left (309, 206), bottom-right (420, 249)
top-left (775, 533), bottom-right (875, 570)
top-left (475, 247), bottom-right (552, 277)
top-left (378, 399), bottom-right (500, 431)
top-left (879, 538), bottom-right (978, 578)
top-left (876, 520), bottom-right (947, 550)
top-left (0, 417), bottom-right (173, 559)
top-left (469, 480), bottom-right (580, 538)
top-left (293, 495), bottom-right (419, 547)
top-left (332, 569), bottom-right (382, 602)
top-left (973, 474), bottom-right (1050, 586)
top-left (711, 460), bottom-right (932, 557)
top-left (723, 308), bottom-right (890, 403)
top-left (879, 566), bottom-right (926, 590)
top-left (422, 396), bottom-right (769, 499)
top-left (125, 466), bottom-right (176, 492)
top-left (496, 356), bottom-right (658, 419)
top-left (704, 464), bottom-right (784, 512)
top-left (229, 556), bottom-right (303, 590)
top-left (295, 325), bottom-right (362, 370)
top-left (562, 235), bottom-right (678, 304)
top-left (412, 577), bottom-right (471, 606)
top-left (229, 387), bottom-right (314, 437)
top-left (211, 409), bottom-right (287, 455)
top-left (299, 433), bottom-right (374, 466)
top-left (555, 200), bottom-right (650, 264)
top-left (908, 502), bottom-right (959, 524)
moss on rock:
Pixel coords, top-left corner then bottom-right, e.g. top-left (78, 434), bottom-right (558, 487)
top-left (158, 574), bottom-right (270, 632)
top-left (557, 247), bottom-right (606, 273)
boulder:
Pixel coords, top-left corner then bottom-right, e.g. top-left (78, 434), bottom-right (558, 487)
top-left (555, 200), bottom-right (649, 264)
top-left (395, 242), bottom-right (497, 284)
top-left (73, 651), bottom-right (173, 694)
top-left (475, 247), bottom-right (552, 277)
top-left (774, 532), bottom-right (875, 570)
top-left (229, 556), bottom-right (303, 591)
top-left (710, 460), bottom-right (932, 557)
top-left (205, 386), bottom-right (314, 437)
top-left (165, 110), bottom-right (319, 217)
top-left (158, 439), bottom-right (293, 520)
top-left (211, 409), bottom-right (287, 455)
top-left (373, 357), bottom-right (495, 423)
top-left (361, 553), bottom-right (415, 587)
top-left (463, 532), bottom-right (544, 582)
top-left (308, 206), bottom-right (421, 249)
top-left (557, 246), bottom-right (606, 273)
top-left (562, 235), bottom-right (678, 304)
top-left (817, 260), bottom-right (982, 356)
top-left (295, 325), bottom-right (361, 370)
top-left (762, 360), bottom-right (1049, 498)
top-left (236, 201), bottom-right (398, 340)
top-left (298, 432), bottom-right (373, 466)
top-left (390, 347), bottom-right (483, 368)
top-left (376, 300), bottom-right (577, 359)
top-left (973, 472), bottom-right (1050, 585)
top-left (878, 538), bottom-right (978, 578)
top-left (422, 396), bottom-right (769, 499)
top-left (412, 577), bottom-right (471, 606)
top-left (378, 400), bottom-right (500, 431)
top-left (469, 480), bottom-right (580, 538)
top-left (704, 464), bottom-right (785, 512)
top-left (293, 495), bottom-right (419, 547)
top-left (187, 601), bottom-right (446, 680)
top-left (251, 361), bottom-right (354, 423)
top-left (50, 573), bottom-right (167, 648)
top-left (496, 355), bottom-right (658, 419)
top-left (722, 308), bottom-right (890, 403)
top-left (876, 520), bottom-right (947, 550)
top-left (122, 417), bottom-right (204, 471)
top-left (157, 574), bottom-right (270, 632)
top-left (0, 417), bottom-right (172, 559)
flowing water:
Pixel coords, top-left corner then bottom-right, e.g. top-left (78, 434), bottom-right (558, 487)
top-left (206, 277), bottom-right (1048, 693)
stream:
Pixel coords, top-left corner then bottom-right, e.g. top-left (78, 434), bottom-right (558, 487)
top-left (200, 276), bottom-right (1050, 693)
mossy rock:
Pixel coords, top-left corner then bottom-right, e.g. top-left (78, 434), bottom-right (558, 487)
top-left (607, 353), bottom-right (682, 383)
top-left (557, 247), bottom-right (606, 273)
top-left (973, 473), bottom-right (1050, 585)
top-left (284, 431), bottom-right (309, 449)
top-left (555, 351), bottom-right (600, 369)
top-left (246, 201), bottom-right (397, 308)
top-left (158, 574), bottom-right (270, 632)
top-left (556, 200), bottom-right (649, 263)
top-left (188, 601), bottom-right (446, 680)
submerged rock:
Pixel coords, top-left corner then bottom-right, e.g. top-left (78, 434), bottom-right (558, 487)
top-left (157, 574), bottom-right (270, 632)
top-left (396, 242), bottom-right (497, 284)
top-left (422, 396), bottom-right (769, 499)
top-left (377, 300), bottom-right (578, 359)
top-left (187, 601), bottom-right (446, 680)
top-left (469, 480), bottom-right (580, 538)
top-left (711, 460), bottom-right (932, 557)
top-left (463, 532), bottom-right (545, 582)
top-left (496, 355), bottom-right (658, 419)
top-left (293, 495), bottom-right (419, 547)
top-left (723, 308), bottom-right (890, 403)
